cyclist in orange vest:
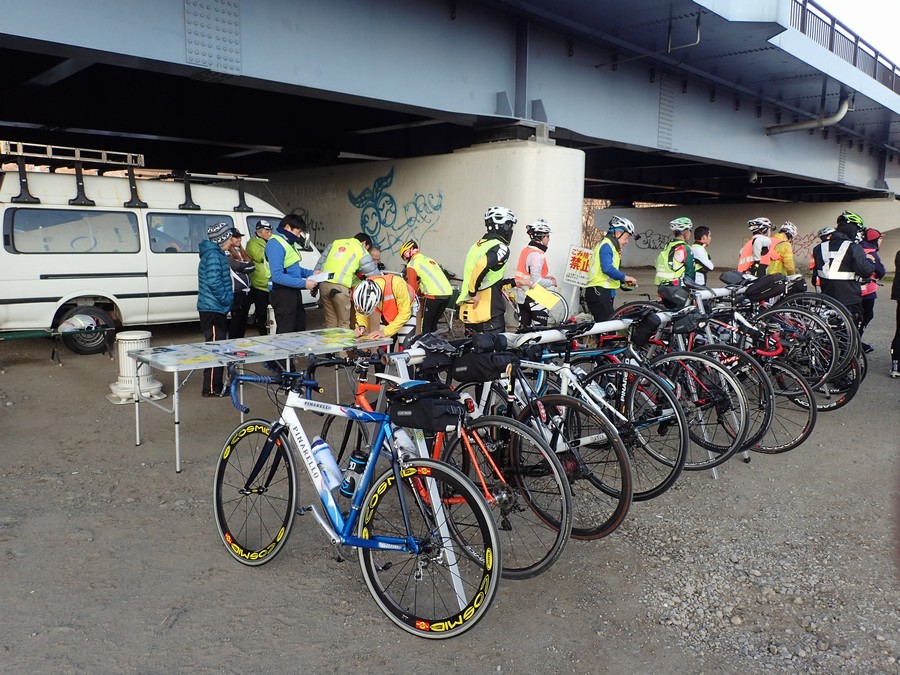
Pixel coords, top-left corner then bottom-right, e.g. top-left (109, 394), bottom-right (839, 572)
top-left (514, 219), bottom-right (557, 327)
top-left (737, 217), bottom-right (774, 275)
top-left (353, 275), bottom-right (419, 347)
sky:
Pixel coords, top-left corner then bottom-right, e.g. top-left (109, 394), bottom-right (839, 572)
top-left (814, 0), bottom-right (900, 65)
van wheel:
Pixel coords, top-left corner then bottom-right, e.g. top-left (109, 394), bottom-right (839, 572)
top-left (58, 306), bottom-right (116, 355)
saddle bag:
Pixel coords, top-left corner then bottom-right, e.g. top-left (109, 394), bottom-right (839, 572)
top-left (742, 273), bottom-right (786, 302)
top-left (387, 382), bottom-right (466, 432)
top-left (449, 350), bottom-right (517, 383)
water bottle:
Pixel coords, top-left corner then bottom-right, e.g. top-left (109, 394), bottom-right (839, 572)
top-left (311, 436), bottom-right (342, 491)
top-left (339, 449), bottom-right (368, 498)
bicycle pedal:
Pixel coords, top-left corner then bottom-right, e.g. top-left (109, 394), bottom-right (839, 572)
top-left (296, 504), bottom-right (313, 516)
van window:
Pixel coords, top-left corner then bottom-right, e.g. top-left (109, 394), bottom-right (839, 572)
top-left (8, 208), bottom-right (140, 254)
top-left (148, 213), bottom-right (234, 253)
top-left (247, 215), bottom-right (315, 252)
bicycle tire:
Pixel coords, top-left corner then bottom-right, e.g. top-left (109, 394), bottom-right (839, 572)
top-left (357, 458), bottom-right (502, 639)
top-left (752, 360), bottom-right (817, 454)
top-left (441, 415), bottom-right (573, 580)
top-left (753, 306), bottom-right (839, 387)
top-left (691, 344), bottom-right (775, 450)
top-left (515, 394), bottom-right (633, 541)
top-left (808, 355), bottom-right (862, 412)
top-left (580, 362), bottom-right (689, 501)
top-left (648, 352), bottom-right (750, 471)
top-left (772, 292), bottom-right (858, 375)
top-left (213, 419), bottom-right (298, 566)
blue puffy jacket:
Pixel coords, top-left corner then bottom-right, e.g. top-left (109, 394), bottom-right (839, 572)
top-left (197, 240), bottom-right (234, 314)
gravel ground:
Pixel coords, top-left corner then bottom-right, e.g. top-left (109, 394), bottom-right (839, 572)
top-left (1, 283), bottom-right (898, 673)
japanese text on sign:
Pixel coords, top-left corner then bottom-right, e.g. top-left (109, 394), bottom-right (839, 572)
top-left (564, 245), bottom-right (592, 287)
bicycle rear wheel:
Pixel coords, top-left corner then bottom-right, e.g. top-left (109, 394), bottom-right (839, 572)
top-left (213, 419), bottom-right (297, 566)
top-left (752, 360), bottom-right (817, 454)
top-left (580, 362), bottom-right (689, 501)
top-left (441, 415), bottom-right (573, 580)
top-left (358, 458), bottom-right (502, 639)
top-left (516, 394), bottom-right (633, 541)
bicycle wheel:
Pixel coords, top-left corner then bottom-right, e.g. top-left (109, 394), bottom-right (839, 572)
top-left (648, 352), bottom-right (750, 471)
top-left (516, 394), bottom-right (633, 541)
top-left (213, 419), bottom-right (298, 566)
top-left (580, 362), bottom-right (689, 501)
top-left (809, 355), bottom-right (862, 412)
top-left (321, 411), bottom-right (370, 466)
top-left (753, 307), bottom-right (839, 387)
top-left (772, 292), bottom-right (858, 375)
top-left (691, 344), bottom-right (775, 450)
top-left (357, 458), bottom-right (502, 639)
top-left (441, 415), bottom-right (573, 580)
top-left (752, 360), bottom-right (817, 454)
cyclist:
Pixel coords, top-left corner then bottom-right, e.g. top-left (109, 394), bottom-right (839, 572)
top-left (400, 239), bottom-right (453, 334)
top-left (811, 210), bottom-right (875, 330)
top-left (457, 206), bottom-right (518, 334)
top-left (265, 214), bottom-right (317, 333)
top-left (809, 226), bottom-right (835, 288)
top-left (514, 218), bottom-right (558, 327)
top-left (654, 217), bottom-right (695, 285)
top-left (737, 217), bottom-right (775, 275)
top-left (315, 232), bottom-right (378, 329)
top-left (859, 228), bottom-right (886, 353)
top-left (690, 225), bottom-right (714, 286)
top-left (353, 275), bottom-right (419, 347)
top-left (767, 221), bottom-right (798, 276)
top-left (584, 215), bottom-right (639, 322)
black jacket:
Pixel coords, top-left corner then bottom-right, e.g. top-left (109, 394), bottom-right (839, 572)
top-left (811, 231), bottom-right (875, 307)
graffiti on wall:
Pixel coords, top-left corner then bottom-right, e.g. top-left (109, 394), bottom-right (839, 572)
top-left (347, 167), bottom-right (443, 254)
top-left (284, 206), bottom-right (329, 252)
top-left (632, 229), bottom-right (671, 252)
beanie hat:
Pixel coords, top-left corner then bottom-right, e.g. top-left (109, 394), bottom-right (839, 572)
top-left (865, 228), bottom-right (882, 242)
top-left (207, 221), bottom-right (231, 245)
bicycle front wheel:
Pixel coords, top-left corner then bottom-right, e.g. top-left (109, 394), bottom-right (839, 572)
top-left (441, 415), bottom-right (573, 580)
top-left (213, 419), bottom-right (298, 566)
top-left (752, 360), bottom-right (817, 454)
top-left (358, 458), bottom-right (502, 639)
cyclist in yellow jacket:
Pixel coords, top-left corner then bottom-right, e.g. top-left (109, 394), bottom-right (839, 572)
top-left (766, 221), bottom-right (797, 276)
top-left (457, 206), bottom-right (517, 334)
top-left (315, 232), bottom-right (378, 328)
top-left (400, 239), bottom-right (453, 334)
top-left (353, 275), bottom-right (419, 347)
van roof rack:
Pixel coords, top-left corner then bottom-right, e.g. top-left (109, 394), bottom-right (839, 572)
top-left (1, 142), bottom-right (264, 212)
top-left (2, 140), bottom-right (147, 207)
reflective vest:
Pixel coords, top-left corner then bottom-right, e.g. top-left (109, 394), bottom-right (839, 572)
top-left (586, 237), bottom-right (620, 289)
top-left (457, 237), bottom-right (507, 304)
top-left (737, 235), bottom-right (771, 272)
top-left (654, 240), bottom-right (689, 284)
top-left (322, 237), bottom-right (368, 287)
top-left (407, 252), bottom-right (452, 297)
top-left (816, 241), bottom-right (856, 280)
top-left (515, 244), bottom-right (549, 286)
top-left (269, 232), bottom-right (301, 270)
top-left (375, 274), bottom-right (416, 323)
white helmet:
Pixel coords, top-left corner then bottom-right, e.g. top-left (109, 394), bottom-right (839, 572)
top-left (483, 206), bottom-right (516, 243)
top-left (526, 219), bottom-right (552, 238)
top-left (779, 221), bottom-right (797, 239)
top-left (748, 217), bottom-right (773, 234)
top-left (669, 217), bottom-right (693, 233)
top-left (607, 215), bottom-right (635, 235)
top-left (352, 279), bottom-right (382, 315)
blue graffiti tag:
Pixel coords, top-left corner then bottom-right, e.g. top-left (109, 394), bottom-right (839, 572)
top-left (347, 167), bottom-right (443, 253)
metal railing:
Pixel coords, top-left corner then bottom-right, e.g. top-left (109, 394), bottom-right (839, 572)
top-left (790, 0), bottom-right (900, 95)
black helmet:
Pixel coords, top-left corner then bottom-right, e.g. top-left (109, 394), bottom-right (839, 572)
top-left (484, 206), bottom-right (516, 244)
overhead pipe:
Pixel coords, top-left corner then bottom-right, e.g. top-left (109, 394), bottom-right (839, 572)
top-left (765, 96), bottom-right (852, 135)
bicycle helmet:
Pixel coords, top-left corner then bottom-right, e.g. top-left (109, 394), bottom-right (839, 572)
top-left (484, 206), bottom-right (516, 243)
top-left (669, 217), bottom-right (693, 233)
top-left (526, 219), bottom-right (552, 239)
top-left (352, 279), bottom-right (382, 315)
top-left (747, 217), bottom-right (773, 234)
top-left (779, 221), bottom-right (798, 239)
top-left (836, 210), bottom-right (865, 242)
top-left (399, 239), bottom-right (418, 260)
top-left (607, 215), bottom-right (635, 235)
top-left (817, 226), bottom-right (836, 240)
top-left (836, 210), bottom-right (864, 228)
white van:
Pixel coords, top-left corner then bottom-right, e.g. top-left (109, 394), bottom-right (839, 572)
top-left (0, 143), bottom-right (319, 354)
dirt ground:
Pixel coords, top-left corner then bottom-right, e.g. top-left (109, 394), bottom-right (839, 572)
top-left (1, 280), bottom-right (899, 674)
